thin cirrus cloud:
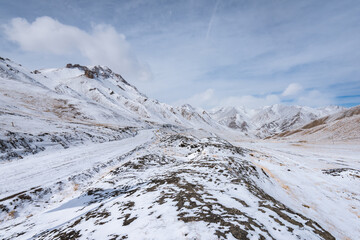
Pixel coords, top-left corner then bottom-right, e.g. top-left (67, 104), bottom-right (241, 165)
top-left (2, 16), bottom-right (152, 82)
top-left (220, 94), bottom-right (281, 109)
top-left (282, 83), bottom-right (303, 97)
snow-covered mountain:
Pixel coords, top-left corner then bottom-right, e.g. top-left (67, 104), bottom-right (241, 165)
top-left (0, 58), bottom-right (228, 160)
top-left (210, 105), bottom-right (344, 138)
top-left (34, 63), bottom-right (224, 129)
top-left (210, 106), bottom-right (255, 134)
top-left (1, 57), bottom-right (227, 128)
top-left (274, 105), bottom-right (360, 143)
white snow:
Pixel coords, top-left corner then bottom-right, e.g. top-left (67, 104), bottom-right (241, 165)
top-left (0, 129), bottom-right (154, 198)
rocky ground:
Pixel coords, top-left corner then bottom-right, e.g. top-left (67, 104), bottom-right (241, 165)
top-left (0, 127), bottom-right (338, 240)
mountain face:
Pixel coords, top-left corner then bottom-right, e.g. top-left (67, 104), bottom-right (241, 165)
top-left (209, 105), bottom-right (343, 138)
top-left (1, 57), bottom-right (357, 239)
top-left (0, 57), bottom-right (227, 128)
top-left (35, 63), bottom-right (218, 129)
top-left (210, 107), bottom-right (254, 134)
top-left (274, 105), bottom-right (360, 143)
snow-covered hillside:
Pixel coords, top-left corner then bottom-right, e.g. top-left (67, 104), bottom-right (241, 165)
top-left (274, 105), bottom-right (360, 143)
top-left (0, 58), bottom-right (227, 160)
top-left (0, 128), bottom-right (337, 240)
top-left (234, 140), bottom-right (360, 240)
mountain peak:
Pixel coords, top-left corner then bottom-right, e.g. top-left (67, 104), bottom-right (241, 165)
top-left (65, 64), bottom-right (127, 83)
top-left (180, 103), bottom-right (196, 111)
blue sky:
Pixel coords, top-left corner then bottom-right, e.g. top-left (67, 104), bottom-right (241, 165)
top-left (0, 0), bottom-right (359, 109)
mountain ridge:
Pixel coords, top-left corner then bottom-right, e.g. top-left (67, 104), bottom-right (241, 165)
top-left (273, 105), bottom-right (360, 143)
top-left (209, 104), bottom-right (344, 138)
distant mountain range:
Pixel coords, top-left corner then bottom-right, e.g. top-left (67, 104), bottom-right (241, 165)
top-left (274, 105), bottom-right (360, 142)
top-left (209, 104), bottom-right (343, 138)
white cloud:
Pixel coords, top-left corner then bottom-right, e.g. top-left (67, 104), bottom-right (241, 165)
top-left (178, 88), bottom-right (281, 109)
top-left (3, 16), bottom-right (152, 81)
top-left (296, 90), bottom-right (333, 107)
top-left (220, 94), bottom-right (281, 109)
top-left (282, 83), bottom-right (303, 96)
top-left (174, 86), bottom-right (333, 110)
top-left (174, 88), bottom-right (215, 108)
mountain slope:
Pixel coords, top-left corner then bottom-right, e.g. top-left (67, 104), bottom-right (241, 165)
top-left (210, 107), bottom-right (255, 136)
top-left (0, 58), bottom-right (227, 160)
top-left (0, 58), bottom-right (145, 161)
top-left (274, 105), bottom-right (360, 143)
top-left (36, 64), bottom-right (226, 131)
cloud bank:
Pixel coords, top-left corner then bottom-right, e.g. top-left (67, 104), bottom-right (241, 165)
top-left (3, 16), bottom-right (152, 81)
top-left (176, 82), bottom-right (334, 109)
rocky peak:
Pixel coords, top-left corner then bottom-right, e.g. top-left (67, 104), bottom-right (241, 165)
top-left (65, 63), bottom-right (132, 87)
top-left (66, 63), bottom-right (98, 79)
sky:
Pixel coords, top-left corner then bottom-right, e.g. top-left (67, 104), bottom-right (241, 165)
top-left (0, 0), bottom-right (359, 109)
